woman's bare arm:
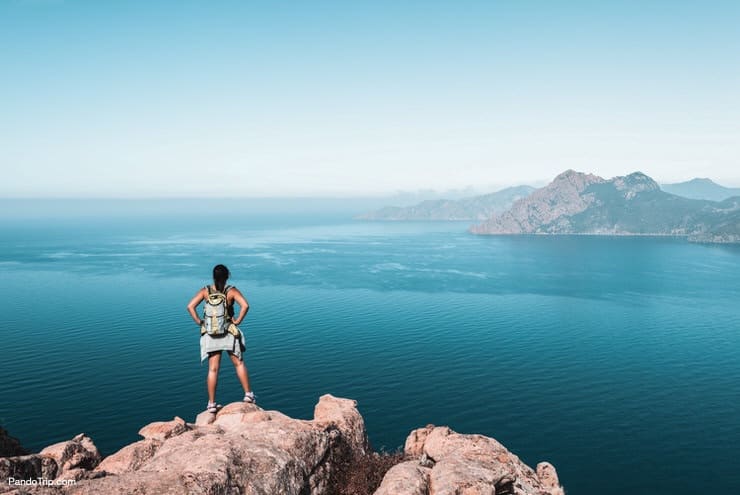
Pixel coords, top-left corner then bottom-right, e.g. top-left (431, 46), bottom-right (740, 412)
top-left (231, 288), bottom-right (250, 325)
top-left (186, 288), bottom-right (206, 325)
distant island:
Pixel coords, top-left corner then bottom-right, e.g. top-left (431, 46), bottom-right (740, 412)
top-left (470, 170), bottom-right (740, 244)
top-left (356, 185), bottom-right (535, 221)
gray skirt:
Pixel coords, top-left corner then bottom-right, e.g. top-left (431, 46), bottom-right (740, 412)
top-left (200, 328), bottom-right (246, 363)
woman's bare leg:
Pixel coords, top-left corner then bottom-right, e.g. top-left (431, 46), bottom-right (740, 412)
top-left (228, 352), bottom-right (251, 393)
top-left (207, 352), bottom-right (222, 403)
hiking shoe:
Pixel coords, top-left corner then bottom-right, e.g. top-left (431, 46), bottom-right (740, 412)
top-left (206, 402), bottom-right (220, 414)
top-left (243, 392), bottom-right (256, 404)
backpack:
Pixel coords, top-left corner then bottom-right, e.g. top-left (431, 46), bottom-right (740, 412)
top-left (202, 285), bottom-right (232, 336)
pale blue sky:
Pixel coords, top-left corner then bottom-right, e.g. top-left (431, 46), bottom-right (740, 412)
top-left (1, 0), bottom-right (739, 197)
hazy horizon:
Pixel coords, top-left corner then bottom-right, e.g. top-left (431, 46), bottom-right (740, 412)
top-left (1, 172), bottom-right (738, 201)
top-left (2, 1), bottom-right (739, 197)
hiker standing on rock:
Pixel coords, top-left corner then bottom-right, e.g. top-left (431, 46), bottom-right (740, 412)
top-left (187, 264), bottom-right (255, 413)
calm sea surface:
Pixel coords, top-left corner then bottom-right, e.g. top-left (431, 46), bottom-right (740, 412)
top-left (1, 210), bottom-right (739, 495)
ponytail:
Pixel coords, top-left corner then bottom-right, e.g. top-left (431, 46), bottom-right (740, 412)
top-left (212, 264), bottom-right (230, 293)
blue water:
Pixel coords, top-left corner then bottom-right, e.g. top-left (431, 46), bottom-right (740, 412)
top-left (1, 209), bottom-right (739, 495)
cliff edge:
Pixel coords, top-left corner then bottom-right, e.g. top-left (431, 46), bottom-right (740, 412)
top-left (1, 395), bottom-right (564, 495)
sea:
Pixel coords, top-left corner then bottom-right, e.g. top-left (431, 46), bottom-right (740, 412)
top-left (1, 199), bottom-right (739, 495)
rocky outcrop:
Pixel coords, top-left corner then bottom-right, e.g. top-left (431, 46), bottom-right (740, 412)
top-left (38, 434), bottom-right (101, 482)
top-left (1, 397), bottom-right (564, 495)
top-left (0, 433), bottom-right (102, 493)
top-left (373, 425), bottom-right (564, 495)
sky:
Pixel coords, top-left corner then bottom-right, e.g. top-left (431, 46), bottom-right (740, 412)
top-left (1, 0), bottom-right (739, 198)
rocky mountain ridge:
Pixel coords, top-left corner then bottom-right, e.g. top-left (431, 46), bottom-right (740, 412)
top-left (0, 395), bottom-right (564, 495)
top-left (471, 170), bottom-right (740, 243)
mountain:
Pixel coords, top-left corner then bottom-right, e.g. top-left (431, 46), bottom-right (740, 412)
top-left (0, 395), bottom-right (564, 495)
top-left (356, 185), bottom-right (536, 221)
top-left (661, 178), bottom-right (740, 201)
top-left (470, 170), bottom-right (740, 243)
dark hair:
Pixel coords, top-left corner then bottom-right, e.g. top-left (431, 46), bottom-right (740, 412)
top-left (213, 264), bottom-right (230, 292)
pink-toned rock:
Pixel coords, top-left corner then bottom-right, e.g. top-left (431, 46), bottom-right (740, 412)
top-left (39, 433), bottom-right (101, 477)
top-left (94, 439), bottom-right (161, 475)
top-left (57, 396), bottom-right (371, 495)
top-left (404, 425), bottom-right (436, 457)
top-left (390, 425), bottom-right (565, 495)
top-left (138, 416), bottom-right (188, 441)
top-left (313, 394), bottom-right (370, 455)
top-left (210, 401), bottom-right (263, 430)
top-left (214, 401), bottom-right (260, 417)
top-left (537, 462), bottom-right (565, 495)
top-left (14, 397), bottom-right (564, 495)
top-left (56, 467), bottom-right (90, 482)
top-left (428, 456), bottom-right (501, 495)
top-left (374, 461), bottom-right (431, 495)
top-left (194, 410), bottom-right (216, 426)
top-left (241, 410), bottom-right (275, 423)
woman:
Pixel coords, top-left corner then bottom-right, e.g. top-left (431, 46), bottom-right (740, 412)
top-left (187, 264), bottom-right (255, 413)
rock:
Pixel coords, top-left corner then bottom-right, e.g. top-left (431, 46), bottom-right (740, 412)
top-left (194, 411), bottom-right (216, 426)
top-left (8, 396), bottom-right (564, 495)
top-left (94, 439), bottom-right (161, 475)
top-left (428, 455), bottom-right (501, 495)
top-left (211, 402), bottom-right (263, 430)
top-left (55, 396), bottom-right (372, 495)
top-left (57, 467), bottom-right (90, 482)
top-left (384, 425), bottom-right (565, 495)
top-left (0, 427), bottom-right (27, 457)
top-left (537, 462), bottom-right (565, 495)
top-left (138, 416), bottom-right (189, 441)
top-left (39, 434), bottom-right (101, 477)
top-left (374, 461), bottom-right (431, 495)
top-left (404, 425), bottom-right (435, 457)
top-left (419, 453), bottom-right (434, 468)
top-left (0, 454), bottom-right (58, 482)
top-left (214, 401), bottom-right (254, 416)
top-left (313, 394), bottom-right (370, 455)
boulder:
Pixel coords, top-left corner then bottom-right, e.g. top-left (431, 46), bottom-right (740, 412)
top-left (39, 433), bottom-right (101, 477)
top-left (313, 394), bottom-right (370, 455)
top-left (374, 425), bottom-right (565, 495)
top-left (537, 462), bottom-right (565, 495)
top-left (374, 461), bottom-right (431, 495)
top-left (138, 417), bottom-right (189, 441)
top-left (404, 424), bottom-right (435, 457)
